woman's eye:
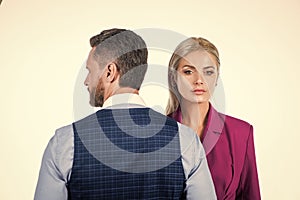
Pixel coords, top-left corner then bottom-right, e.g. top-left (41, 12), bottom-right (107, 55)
top-left (204, 70), bottom-right (214, 76)
top-left (183, 70), bottom-right (193, 75)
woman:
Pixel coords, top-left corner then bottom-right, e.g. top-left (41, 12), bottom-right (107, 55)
top-left (166, 37), bottom-right (261, 200)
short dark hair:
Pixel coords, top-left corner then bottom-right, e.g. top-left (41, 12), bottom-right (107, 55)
top-left (90, 28), bottom-right (148, 90)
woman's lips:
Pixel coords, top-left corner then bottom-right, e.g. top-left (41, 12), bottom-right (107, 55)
top-left (193, 89), bottom-right (206, 94)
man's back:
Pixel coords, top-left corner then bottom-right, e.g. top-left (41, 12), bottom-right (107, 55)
top-left (68, 108), bottom-right (186, 199)
top-left (34, 95), bottom-right (217, 200)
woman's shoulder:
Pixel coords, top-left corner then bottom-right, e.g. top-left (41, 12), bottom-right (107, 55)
top-left (213, 109), bottom-right (253, 139)
top-left (223, 114), bottom-right (252, 128)
top-left (212, 112), bottom-right (254, 147)
top-left (210, 105), bottom-right (252, 128)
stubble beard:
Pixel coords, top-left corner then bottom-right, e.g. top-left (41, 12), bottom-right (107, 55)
top-left (90, 79), bottom-right (105, 107)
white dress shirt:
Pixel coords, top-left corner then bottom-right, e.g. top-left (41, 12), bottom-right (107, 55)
top-left (34, 93), bottom-right (216, 200)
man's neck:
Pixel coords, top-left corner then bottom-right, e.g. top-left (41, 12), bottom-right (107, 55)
top-left (113, 87), bottom-right (139, 95)
top-left (104, 87), bottom-right (139, 103)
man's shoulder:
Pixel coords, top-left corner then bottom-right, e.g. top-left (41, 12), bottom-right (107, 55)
top-left (54, 112), bottom-right (98, 146)
top-left (55, 112), bottom-right (98, 136)
top-left (74, 112), bottom-right (99, 123)
top-left (55, 124), bottom-right (73, 140)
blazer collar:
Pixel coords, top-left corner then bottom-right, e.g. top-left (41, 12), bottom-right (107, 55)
top-left (202, 104), bottom-right (225, 155)
top-left (206, 104), bottom-right (225, 135)
top-left (171, 103), bottom-right (225, 155)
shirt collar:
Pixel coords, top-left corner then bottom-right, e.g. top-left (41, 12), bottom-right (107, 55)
top-left (102, 93), bottom-right (147, 109)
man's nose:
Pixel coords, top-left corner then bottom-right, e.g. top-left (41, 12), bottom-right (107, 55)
top-left (84, 76), bottom-right (89, 86)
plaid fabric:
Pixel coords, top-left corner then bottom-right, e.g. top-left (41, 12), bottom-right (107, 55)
top-left (67, 108), bottom-right (186, 200)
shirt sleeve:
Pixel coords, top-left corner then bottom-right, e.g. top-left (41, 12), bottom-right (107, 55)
top-left (238, 125), bottom-right (261, 199)
top-left (178, 123), bottom-right (217, 200)
top-left (34, 125), bottom-right (74, 200)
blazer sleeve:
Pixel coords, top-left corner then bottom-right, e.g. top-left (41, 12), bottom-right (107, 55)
top-left (237, 125), bottom-right (261, 200)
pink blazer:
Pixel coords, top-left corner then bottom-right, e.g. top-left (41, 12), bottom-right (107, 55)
top-left (170, 104), bottom-right (261, 200)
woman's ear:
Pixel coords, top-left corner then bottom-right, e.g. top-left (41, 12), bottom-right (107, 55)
top-left (169, 70), bottom-right (178, 90)
top-left (169, 70), bottom-right (181, 101)
top-left (171, 74), bottom-right (176, 87)
top-left (215, 72), bottom-right (219, 86)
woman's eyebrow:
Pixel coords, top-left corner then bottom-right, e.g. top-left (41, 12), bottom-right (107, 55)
top-left (181, 65), bottom-right (196, 69)
top-left (203, 66), bottom-right (216, 70)
top-left (180, 65), bottom-right (216, 70)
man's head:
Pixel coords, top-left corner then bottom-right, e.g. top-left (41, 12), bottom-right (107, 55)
top-left (84, 28), bottom-right (148, 107)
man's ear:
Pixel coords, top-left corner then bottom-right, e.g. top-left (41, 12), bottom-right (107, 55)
top-left (105, 62), bottom-right (119, 82)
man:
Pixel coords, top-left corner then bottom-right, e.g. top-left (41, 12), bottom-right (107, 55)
top-left (34, 28), bottom-right (216, 200)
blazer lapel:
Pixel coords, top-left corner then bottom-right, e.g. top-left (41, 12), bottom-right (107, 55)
top-left (202, 105), bottom-right (225, 155)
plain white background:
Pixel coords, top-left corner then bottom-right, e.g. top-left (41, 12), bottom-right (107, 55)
top-left (1, 0), bottom-right (299, 199)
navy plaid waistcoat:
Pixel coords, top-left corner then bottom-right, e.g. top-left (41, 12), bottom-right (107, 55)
top-left (67, 108), bottom-right (186, 200)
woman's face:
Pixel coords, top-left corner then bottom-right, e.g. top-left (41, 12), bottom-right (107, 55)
top-left (176, 50), bottom-right (218, 104)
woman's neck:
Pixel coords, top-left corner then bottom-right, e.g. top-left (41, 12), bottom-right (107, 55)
top-left (180, 100), bottom-right (210, 137)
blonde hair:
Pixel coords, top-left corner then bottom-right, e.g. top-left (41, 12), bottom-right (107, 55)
top-left (166, 37), bottom-right (220, 115)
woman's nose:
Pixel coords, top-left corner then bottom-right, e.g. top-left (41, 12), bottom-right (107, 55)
top-left (194, 73), bottom-right (204, 85)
